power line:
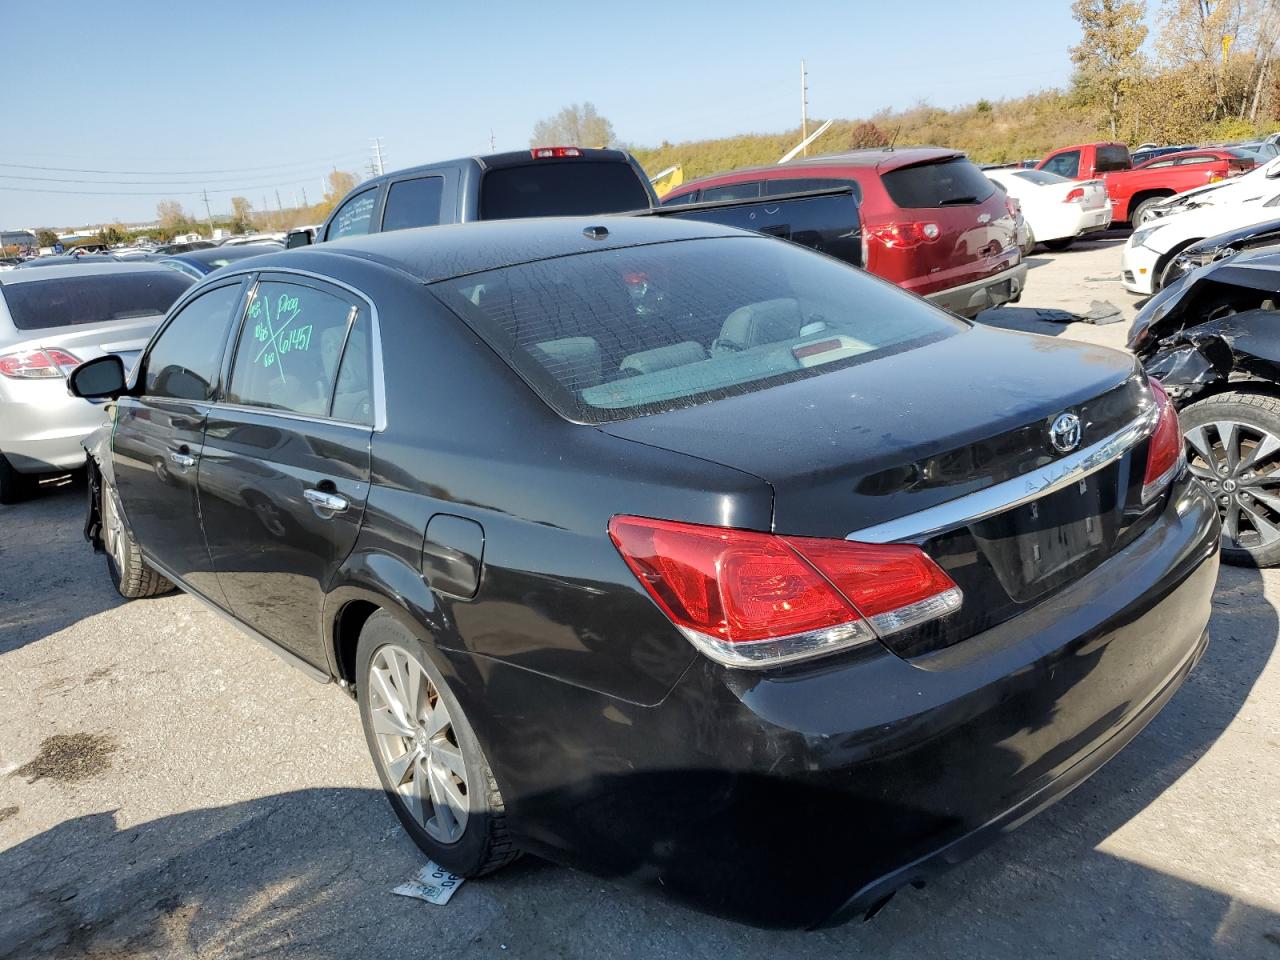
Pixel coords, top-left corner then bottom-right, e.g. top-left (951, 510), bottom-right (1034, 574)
top-left (0, 167), bottom-right (361, 187)
top-left (0, 175), bottom-right (340, 197)
top-left (0, 153), bottom-right (365, 176)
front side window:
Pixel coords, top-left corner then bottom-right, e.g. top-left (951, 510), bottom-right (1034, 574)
top-left (142, 281), bottom-right (245, 401)
top-left (1041, 151), bottom-right (1081, 180)
top-left (382, 176), bottom-right (444, 232)
top-left (226, 280), bottom-right (359, 417)
top-left (326, 189), bottom-right (378, 241)
top-left (432, 236), bottom-right (962, 424)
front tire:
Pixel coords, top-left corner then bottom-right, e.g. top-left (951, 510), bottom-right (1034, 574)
top-left (356, 612), bottom-right (518, 876)
top-left (1181, 391), bottom-right (1280, 567)
top-left (1130, 197), bottom-right (1167, 226)
top-left (100, 475), bottom-right (174, 597)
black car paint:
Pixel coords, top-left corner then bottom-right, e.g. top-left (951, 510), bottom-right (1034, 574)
top-left (80, 217), bottom-right (1220, 927)
top-left (1161, 216), bottom-right (1280, 287)
top-left (1131, 246), bottom-right (1280, 403)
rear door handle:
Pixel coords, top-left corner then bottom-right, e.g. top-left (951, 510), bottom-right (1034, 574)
top-left (169, 450), bottom-right (196, 469)
top-left (304, 488), bottom-right (349, 515)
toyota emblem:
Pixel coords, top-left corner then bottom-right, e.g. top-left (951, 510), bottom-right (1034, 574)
top-left (1049, 413), bottom-right (1082, 453)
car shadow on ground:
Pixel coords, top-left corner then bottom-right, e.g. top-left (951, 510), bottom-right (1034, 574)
top-left (0, 476), bottom-right (136, 656)
top-left (0, 567), bottom-right (1273, 959)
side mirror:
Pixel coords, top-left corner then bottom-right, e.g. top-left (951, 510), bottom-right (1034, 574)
top-left (285, 229), bottom-right (313, 249)
top-left (69, 354), bottom-right (127, 399)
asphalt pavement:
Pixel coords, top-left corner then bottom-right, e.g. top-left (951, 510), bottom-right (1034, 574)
top-left (1, 236), bottom-right (1278, 959)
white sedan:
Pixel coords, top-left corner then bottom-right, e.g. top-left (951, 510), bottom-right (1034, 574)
top-left (986, 168), bottom-right (1112, 251)
top-left (1121, 187), bottom-right (1280, 294)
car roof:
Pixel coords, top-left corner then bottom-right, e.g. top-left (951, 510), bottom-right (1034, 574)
top-left (170, 243), bottom-right (282, 265)
top-left (0, 260), bottom-right (178, 285)
top-left (217, 216), bottom-right (749, 285)
top-left (346, 147), bottom-right (635, 192)
top-left (667, 147), bottom-right (965, 193)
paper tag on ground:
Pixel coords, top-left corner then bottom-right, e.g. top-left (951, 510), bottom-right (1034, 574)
top-left (392, 861), bottom-right (465, 905)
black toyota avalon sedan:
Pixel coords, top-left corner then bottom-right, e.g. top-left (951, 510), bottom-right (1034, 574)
top-left (70, 216), bottom-right (1220, 928)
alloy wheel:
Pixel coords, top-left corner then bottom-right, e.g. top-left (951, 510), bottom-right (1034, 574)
top-left (1185, 419), bottom-right (1280, 552)
top-left (367, 644), bottom-right (470, 843)
top-left (102, 482), bottom-right (128, 574)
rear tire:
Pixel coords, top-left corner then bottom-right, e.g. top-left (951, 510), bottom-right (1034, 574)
top-left (1043, 237), bottom-right (1074, 252)
top-left (0, 455), bottom-right (33, 505)
top-left (1180, 391), bottom-right (1280, 568)
top-left (101, 475), bottom-right (174, 597)
top-left (1130, 197), bottom-right (1167, 226)
top-left (356, 612), bottom-right (519, 877)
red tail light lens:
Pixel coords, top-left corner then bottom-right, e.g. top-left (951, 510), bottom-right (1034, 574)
top-left (1005, 196), bottom-right (1020, 217)
top-left (608, 516), bottom-right (961, 667)
top-left (1142, 378), bottom-right (1184, 502)
top-left (1063, 188), bottom-right (1085, 203)
top-left (531, 146), bottom-right (582, 158)
top-left (866, 221), bottom-right (941, 249)
top-left (0, 348), bottom-right (81, 379)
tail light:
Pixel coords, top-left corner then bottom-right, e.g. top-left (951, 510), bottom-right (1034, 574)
top-left (1004, 195), bottom-right (1020, 217)
top-left (608, 516), bottom-right (962, 667)
top-left (531, 146), bottom-right (582, 158)
top-left (1063, 188), bottom-right (1085, 203)
top-left (1142, 378), bottom-right (1184, 502)
top-left (0, 348), bottom-right (81, 379)
top-left (866, 221), bottom-right (941, 249)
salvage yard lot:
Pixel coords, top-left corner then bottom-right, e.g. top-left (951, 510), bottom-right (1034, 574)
top-left (1, 236), bottom-right (1278, 960)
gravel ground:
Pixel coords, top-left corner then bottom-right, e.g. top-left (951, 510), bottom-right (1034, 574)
top-left (1, 237), bottom-right (1278, 959)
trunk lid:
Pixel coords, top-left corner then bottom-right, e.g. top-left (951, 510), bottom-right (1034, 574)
top-left (13, 315), bottom-right (162, 370)
top-left (602, 326), bottom-right (1159, 657)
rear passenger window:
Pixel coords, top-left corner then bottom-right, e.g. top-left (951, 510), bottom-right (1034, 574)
top-left (765, 178), bottom-right (863, 203)
top-left (332, 313), bottom-right (374, 425)
top-left (227, 281), bottom-right (360, 418)
top-left (327, 189), bottom-right (377, 241)
top-left (381, 176), bottom-right (444, 232)
top-left (701, 182), bottom-right (761, 202)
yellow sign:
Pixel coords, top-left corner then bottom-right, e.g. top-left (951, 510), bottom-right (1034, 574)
top-left (1223, 34), bottom-right (1233, 60)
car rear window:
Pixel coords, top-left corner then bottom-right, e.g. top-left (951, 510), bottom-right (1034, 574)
top-left (881, 158), bottom-right (995, 208)
top-left (2, 271), bottom-right (194, 330)
top-left (479, 162), bottom-right (651, 219)
top-left (1012, 170), bottom-right (1072, 186)
top-left (430, 236), bottom-right (962, 423)
top-left (1095, 145), bottom-right (1131, 172)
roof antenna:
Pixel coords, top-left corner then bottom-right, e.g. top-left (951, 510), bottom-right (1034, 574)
top-left (886, 126), bottom-right (901, 152)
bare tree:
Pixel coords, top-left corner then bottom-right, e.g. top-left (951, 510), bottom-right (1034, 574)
top-left (530, 102), bottom-right (616, 148)
top-left (1071, 0), bottom-right (1149, 138)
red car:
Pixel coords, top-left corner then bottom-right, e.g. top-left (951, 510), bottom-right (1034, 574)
top-left (1038, 142), bottom-right (1255, 225)
top-left (661, 148), bottom-right (1026, 318)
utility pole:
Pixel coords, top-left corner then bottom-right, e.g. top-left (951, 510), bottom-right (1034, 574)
top-left (370, 137), bottom-right (386, 176)
top-left (489, 128), bottom-right (496, 152)
top-left (275, 189), bottom-right (283, 212)
top-left (800, 60), bottom-right (809, 158)
top-left (201, 188), bottom-right (214, 237)
top-left (301, 186), bottom-right (308, 208)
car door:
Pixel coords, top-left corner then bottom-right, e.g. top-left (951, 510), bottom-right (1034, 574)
top-left (111, 278), bottom-right (248, 604)
top-left (197, 273), bottom-right (376, 667)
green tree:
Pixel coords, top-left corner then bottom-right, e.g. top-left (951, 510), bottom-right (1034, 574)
top-left (531, 102), bottom-right (616, 148)
top-left (35, 229), bottom-right (58, 248)
top-left (1070, 0), bottom-right (1149, 138)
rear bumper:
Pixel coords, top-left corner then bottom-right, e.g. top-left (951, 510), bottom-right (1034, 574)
top-left (0, 389), bottom-right (104, 472)
top-left (468, 476), bottom-right (1220, 928)
top-left (925, 262), bottom-right (1028, 317)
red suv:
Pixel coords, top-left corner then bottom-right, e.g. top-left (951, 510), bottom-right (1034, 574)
top-left (661, 148), bottom-right (1026, 317)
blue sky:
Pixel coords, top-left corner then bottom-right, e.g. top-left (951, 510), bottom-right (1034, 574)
top-left (0, 1), bottom-right (1080, 228)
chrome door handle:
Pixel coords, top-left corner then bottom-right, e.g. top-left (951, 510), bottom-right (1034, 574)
top-left (169, 451), bottom-right (196, 469)
top-left (304, 488), bottom-right (349, 514)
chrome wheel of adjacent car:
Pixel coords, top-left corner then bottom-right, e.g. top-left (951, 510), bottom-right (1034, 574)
top-left (367, 643), bottom-right (470, 844)
top-left (1183, 403), bottom-right (1280, 564)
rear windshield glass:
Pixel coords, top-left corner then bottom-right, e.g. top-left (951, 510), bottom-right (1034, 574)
top-left (1012, 169), bottom-right (1072, 186)
top-left (480, 162), bottom-right (650, 219)
top-left (431, 236), bottom-right (962, 423)
top-left (2, 271), bottom-right (194, 330)
top-left (1095, 145), bottom-right (1131, 172)
top-left (881, 158), bottom-right (995, 208)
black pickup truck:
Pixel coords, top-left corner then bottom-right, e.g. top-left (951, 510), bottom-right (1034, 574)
top-left (287, 147), bottom-right (862, 268)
